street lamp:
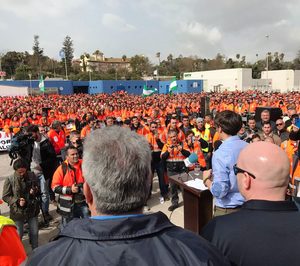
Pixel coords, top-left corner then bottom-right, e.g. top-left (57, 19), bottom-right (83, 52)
top-left (29, 73), bottom-right (32, 96)
top-left (265, 35), bottom-right (270, 91)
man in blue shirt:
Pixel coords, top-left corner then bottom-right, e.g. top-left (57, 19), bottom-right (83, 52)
top-left (203, 110), bottom-right (248, 216)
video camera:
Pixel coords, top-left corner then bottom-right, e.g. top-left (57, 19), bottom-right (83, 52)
top-left (8, 131), bottom-right (35, 163)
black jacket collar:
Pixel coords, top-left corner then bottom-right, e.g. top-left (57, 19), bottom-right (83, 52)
top-left (242, 200), bottom-right (298, 212)
top-left (58, 211), bottom-right (174, 241)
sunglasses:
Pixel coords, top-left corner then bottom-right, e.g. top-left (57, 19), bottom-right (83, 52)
top-left (233, 164), bottom-right (256, 179)
top-left (276, 123), bottom-right (283, 126)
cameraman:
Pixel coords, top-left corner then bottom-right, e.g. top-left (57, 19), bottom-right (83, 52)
top-left (27, 125), bottom-right (59, 220)
top-left (2, 159), bottom-right (40, 250)
top-left (161, 130), bottom-right (190, 211)
top-left (52, 146), bottom-right (89, 228)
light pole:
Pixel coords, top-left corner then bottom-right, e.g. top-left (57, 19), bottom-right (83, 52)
top-left (265, 35), bottom-right (269, 91)
top-left (256, 54), bottom-right (259, 89)
top-left (29, 73), bottom-right (32, 96)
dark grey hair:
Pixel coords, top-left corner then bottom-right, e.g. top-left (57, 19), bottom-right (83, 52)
top-left (82, 126), bottom-right (151, 214)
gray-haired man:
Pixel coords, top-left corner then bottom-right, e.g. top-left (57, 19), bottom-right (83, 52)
top-left (28, 127), bottom-right (228, 266)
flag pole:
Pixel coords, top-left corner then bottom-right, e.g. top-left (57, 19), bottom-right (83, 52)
top-left (64, 56), bottom-right (68, 80)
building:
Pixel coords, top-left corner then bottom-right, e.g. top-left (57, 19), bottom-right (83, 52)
top-left (184, 68), bottom-right (253, 92)
top-left (183, 68), bottom-right (271, 92)
top-left (261, 70), bottom-right (300, 93)
top-left (79, 52), bottom-right (131, 73)
top-left (0, 79), bottom-right (203, 96)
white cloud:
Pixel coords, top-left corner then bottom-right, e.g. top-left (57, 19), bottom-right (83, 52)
top-left (1, 0), bottom-right (85, 20)
top-left (180, 21), bottom-right (222, 44)
top-left (274, 19), bottom-right (289, 27)
top-left (102, 13), bottom-right (136, 32)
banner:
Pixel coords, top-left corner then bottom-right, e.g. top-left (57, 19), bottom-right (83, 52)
top-left (0, 132), bottom-right (11, 151)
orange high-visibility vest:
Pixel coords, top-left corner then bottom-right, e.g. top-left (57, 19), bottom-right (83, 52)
top-left (0, 216), bottom-right (27, 266)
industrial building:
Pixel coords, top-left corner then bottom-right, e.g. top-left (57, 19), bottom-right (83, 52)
top-left (0, 79), bottom-right (203, 96)
top-left (183, 68), bottom-right (300, 92)
top-left (261, 70), bottom-right (300, 93)
top-left (183, 68), bottom-right (270, 92)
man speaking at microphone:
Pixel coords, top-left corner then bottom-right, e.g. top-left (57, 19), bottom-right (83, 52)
top-left (203, 111), bottom-right (248, 216)
top-left (161, 130), bottom-right (191, 211)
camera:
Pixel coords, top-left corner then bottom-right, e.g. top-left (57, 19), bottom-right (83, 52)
top-left (73, 183), bottom-right (85, 203)
top-left (8, 132), bottom-right (35, 161)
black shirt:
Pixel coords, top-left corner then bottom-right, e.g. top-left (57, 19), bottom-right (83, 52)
top-left (202, 200), bottom-right (300, 266)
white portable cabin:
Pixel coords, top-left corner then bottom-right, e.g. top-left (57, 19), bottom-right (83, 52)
top-left (261, 70), bottom-right (300, 93)
top-left (183, 68), bottom-right (253, 92)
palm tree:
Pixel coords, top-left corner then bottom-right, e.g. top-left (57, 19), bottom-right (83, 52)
top-left (156, 52), bottom-right (161, 65)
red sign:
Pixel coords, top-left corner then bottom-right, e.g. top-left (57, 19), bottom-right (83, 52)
top-left (0, 71), bottom-right (6, 77)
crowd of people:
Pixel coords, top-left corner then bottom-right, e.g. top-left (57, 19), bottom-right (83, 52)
top-left (1, 89), bottom-right (300, 265)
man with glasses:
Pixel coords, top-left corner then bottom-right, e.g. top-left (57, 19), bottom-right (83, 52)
top-left (203, 110), bottom-right (248, 216)
top-left (62, 130), bottom-right (83, 160)
top-left (202, 142), bottom-right (300, 266)
top-left (274, 118), bottom-right (289, 142)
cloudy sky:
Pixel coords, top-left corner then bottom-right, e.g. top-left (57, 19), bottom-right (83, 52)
top-left (1, 0), bottom-right (300, 63)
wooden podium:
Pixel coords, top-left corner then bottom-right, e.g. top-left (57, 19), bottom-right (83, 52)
top-left (169, 172), bottom-right (213, 234)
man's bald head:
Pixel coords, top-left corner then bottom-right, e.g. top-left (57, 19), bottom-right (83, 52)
top-left (237, 142), bottom-right (290, 201)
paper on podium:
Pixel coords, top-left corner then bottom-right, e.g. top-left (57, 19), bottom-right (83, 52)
top-left (184, 178), bottom-right (208, 191)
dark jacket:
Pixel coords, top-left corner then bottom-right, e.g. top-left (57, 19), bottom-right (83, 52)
top-left (27, 212), bottom-right (229, 266)
top-left (39, 136), bottom-right (59, 180)
top-left (2, 171), bottom-right (40, 221)
top-left (289, 130), bottom-right (300, 157)
top-left (202, 200), bottom-right (300, 266)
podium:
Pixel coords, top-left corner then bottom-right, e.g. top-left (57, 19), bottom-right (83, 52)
top-left (169, 172), bottom-right (213, 234)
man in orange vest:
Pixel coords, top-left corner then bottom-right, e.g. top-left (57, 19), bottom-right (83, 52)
top-left (52, 146), bottom-right (89, 228)
top-left (48, 120), bottom-right (66, 161)
top-left (146, 121), bottom-right (169, 203)
top-left (161, 130), bottom-right (190, 211)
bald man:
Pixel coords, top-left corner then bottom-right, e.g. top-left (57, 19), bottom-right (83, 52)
top-left (201, 142), bottom-right (300, 266)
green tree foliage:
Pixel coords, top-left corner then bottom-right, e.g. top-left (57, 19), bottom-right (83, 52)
top-left (130, 55), bottom-right (152, 79)
top-left (62, 36), bottom-right (74, 71)
top-left (32, 35), bottom-right (44, 73)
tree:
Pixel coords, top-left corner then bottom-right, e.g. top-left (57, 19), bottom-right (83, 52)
top-left (1, 51), bottom-right (25, 78)
top-left (156, 52), bottom-right (161, 65)
top-left (62, 36), bottom-right (74, 71)
top-left (293, 50), bottom-right (300, 70)
top-left (130, 55), bottom-right (152, 79)
top-left (15, 64), bottom-right (32, 80)
top-left (94, 50), bottom-right (101, 61)
top-left (32, 35), bottom-right (44, 74)
top-left (33, 35), bottom-right (43, 57)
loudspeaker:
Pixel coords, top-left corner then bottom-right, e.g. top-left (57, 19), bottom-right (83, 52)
top-left (42, 107), bottom-right (52, 117)
top-left (200, 97), bottom-right (210, 117)
top-left (255, 107), bottom-right (282, 122)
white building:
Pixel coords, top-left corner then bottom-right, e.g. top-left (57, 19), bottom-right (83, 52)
top-left (261, 70), bottom-right (300, 93)
top-left (183, 68), bottom-right (255, 92)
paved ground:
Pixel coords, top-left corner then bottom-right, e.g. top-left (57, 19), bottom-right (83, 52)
top-left (0, 151), bottom-right (184, 255)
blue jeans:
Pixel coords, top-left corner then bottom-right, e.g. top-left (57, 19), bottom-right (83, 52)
top-left (152, 161), bottom-right (168, 197)
top-left (39, 175), bottom-right (50, 214)
top-left (15, 217), bottom-right (39, 249)
top-left (61, 203), bottom-right (90, 229)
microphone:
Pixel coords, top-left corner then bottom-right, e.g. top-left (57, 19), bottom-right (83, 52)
top-left (184, 153), bottom-right (198, 168)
